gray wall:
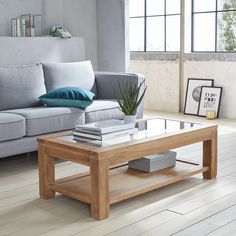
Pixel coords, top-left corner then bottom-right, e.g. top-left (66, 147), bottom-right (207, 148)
top-left (0, 0), bottom-right (97, 68)
top-left (0, 0), bottom-right (42, 36)
top-left (0, 0), bottom-right (130, 71)
top-left (96, 0), bottom-right (129, 72)
top-left (0, 37), bottom-right (85, 66)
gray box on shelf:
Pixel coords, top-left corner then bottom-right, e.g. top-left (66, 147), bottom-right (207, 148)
top-left (128, 151), bottom-right (177, 173)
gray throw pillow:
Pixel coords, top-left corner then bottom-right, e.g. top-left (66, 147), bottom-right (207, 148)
top-left (0, 64), bottom-right (46, 111)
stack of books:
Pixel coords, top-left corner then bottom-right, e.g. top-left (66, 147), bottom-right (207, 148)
top-left (73, 119), bottom-right (137, 144)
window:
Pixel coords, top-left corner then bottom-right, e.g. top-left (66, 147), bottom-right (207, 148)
top-left (192, 0), bottom-right (236, 52)
top-left (129, 0), bottom-right (181, 52)
top-left (129, 0), bottom-right (236, 53)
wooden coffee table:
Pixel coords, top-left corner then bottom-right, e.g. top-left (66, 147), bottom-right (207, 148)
top-left (38, 118), bottom-right (217, 220)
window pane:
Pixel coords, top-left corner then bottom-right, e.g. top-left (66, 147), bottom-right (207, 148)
top-left (185, 0), bottom-right (192, 52)
top-left (193, 13), bottom-right (216, 51)
top-left (193, 0), bottom-right (216, 12)
top-left (146, 0), bottom-right (164, 16)
top-left (166, 15), bottom-right (180, 51)
top-left (218, 0), bottom-right (236, 11)
top-left (146, 17), bottom-right (165, 51)
top-left (217, 11), bottom-right (236, 51)
top-left (129, 18), bottom-right (145, 51)
top-left (129, 0), bottom-right (144, 17)
top-left (166, 0), bottom-right (180, 14)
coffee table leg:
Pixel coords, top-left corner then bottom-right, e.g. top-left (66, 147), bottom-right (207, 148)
top-left (203, 128), bottom-right (217, 179)
top-left (90, 158), bottom-right (109, 220)
top-left (38, 143), bottom-right (55, 199)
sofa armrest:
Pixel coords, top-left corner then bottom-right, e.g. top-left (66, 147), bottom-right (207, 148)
top-left (95, 72), bottom-right (145, 118)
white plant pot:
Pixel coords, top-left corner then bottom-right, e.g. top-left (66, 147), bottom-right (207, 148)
top-left (123, 115), bottom-right (136, 124)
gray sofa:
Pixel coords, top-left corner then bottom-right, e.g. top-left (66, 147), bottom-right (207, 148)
top-left (0, 61), bottom-right (145, 158)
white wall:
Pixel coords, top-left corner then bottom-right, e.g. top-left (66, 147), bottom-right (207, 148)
top-left (0, 0), bottom-right (97, 68)
top-left (129, 58), bottom-right (236, 118)
top-left (185, 61), bottom-right (236, 118)
top-left (129, 60), bottom-right (179, 113)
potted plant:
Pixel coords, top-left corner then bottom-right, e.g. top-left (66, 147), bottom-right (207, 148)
top-left (115, 80), bottom-right (147, 123)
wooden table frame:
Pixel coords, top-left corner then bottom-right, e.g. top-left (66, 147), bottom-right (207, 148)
top-left (38, 124), bottom-right (217, 220)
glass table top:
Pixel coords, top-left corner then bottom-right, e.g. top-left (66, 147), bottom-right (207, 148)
top-left (59, 118), bottom-right (201, 148)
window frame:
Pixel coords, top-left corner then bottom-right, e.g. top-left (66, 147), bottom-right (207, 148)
top-left (191, 0), bottom-right (236, 53)
top-left (129, 0), bottom-right (181, 52)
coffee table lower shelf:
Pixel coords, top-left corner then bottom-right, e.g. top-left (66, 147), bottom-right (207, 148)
top-left (50, 161), bottom-right (208, 205)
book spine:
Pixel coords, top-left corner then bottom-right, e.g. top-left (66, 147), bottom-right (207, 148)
top-left (21, 18), bottom-right (26, 37)
top-left (16, 18), bottom-right (21, 37)
top-left (11, 19), bottom-right (17, 37)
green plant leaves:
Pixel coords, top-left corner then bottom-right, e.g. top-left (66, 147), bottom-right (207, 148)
top-left (114, 80), bottom-right (147, 115)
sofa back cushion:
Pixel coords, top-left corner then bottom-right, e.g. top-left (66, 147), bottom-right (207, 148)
top-left (0, 64), bottom-right (46, 111)
top-left (43, 61), bottom-right (97, 95)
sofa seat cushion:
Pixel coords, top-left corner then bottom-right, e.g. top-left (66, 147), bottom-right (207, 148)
top-left (85, 100), bottom-right (124, 123)
top-left (0, 64), bottom-right (46, 111)
top-left (0, 113), bottom-right (25, 141)
top-left (3, 107), bottom-right (85, 136)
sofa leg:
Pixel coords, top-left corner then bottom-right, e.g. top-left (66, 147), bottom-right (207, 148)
top-left (26, 152), bottom-right (31, 157)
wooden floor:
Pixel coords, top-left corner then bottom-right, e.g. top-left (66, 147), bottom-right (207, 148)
top-left (1, 111), bottom-right (236, 236)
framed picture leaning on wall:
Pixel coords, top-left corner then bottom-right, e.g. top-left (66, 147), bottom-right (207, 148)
top-left (198, 86), bottom-right (223, 118)
top-left (184, 78), bottom-right (214, 115)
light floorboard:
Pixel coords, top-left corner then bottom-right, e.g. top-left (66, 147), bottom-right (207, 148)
top-left (204, 204), bottom-right (236, 227)
top-left (106, 210), bottom-right (179, 236)
top-left (207, 220), bottom-right (236, 236)
top-left (169, 181), bottom-right (236, 214)
top-left (173, 221), bottom-right (219, 236)
top-left (137, 191), bottom-right (236, 236)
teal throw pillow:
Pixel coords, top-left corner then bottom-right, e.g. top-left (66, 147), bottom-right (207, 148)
top-left (39, 87), bottom-right (95, 109)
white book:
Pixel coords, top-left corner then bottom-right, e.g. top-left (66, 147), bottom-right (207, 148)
top-left (75, 119), bottom-right (135, 134)
top-left (74, 132), bottom-right (135, 146)
top-left (74, 137), bottom-right (103, 146)
top-left (73, 128), bottom-right (138, 141)
top-left (74, 128), bottom-right (106, 135)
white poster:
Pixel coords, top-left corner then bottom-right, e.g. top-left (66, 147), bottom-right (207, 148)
top-left (198, 86), bottom-right (223, 117)
top-left (184, 79), bottom-right (214, 115)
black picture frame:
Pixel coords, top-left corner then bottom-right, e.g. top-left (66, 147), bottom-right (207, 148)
top-left (197, 86), bottom-right (223, 118)
top-left (184, 78), bottom-right (214, 115)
